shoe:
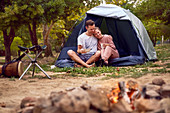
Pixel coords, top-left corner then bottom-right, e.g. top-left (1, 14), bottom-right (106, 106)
top-left (51, 65), bottom-right (56, 69)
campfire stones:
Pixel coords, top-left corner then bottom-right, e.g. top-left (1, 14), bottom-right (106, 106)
top-left (126, 80), bottom-right (138, 90)
top-left (20, 97), bottom-right (37, 108)
top-left (0, 102), bottom-right (6, 107)
top-left (160, 84), bottom-right (170, 98)
top-left (87, 89), bottom-right (109, 112)
top-left (134, 98), bottom-right (161, 112)
top-left (49, 87), bottom-right (91, 113)
top-left (110, 99), bottom-right (133, 113)
top-left (33, 97), bottom-right (52, 113)
top-left (17, 79), bottom-right (170, 113)
top-left (145, 84), bottom-right (161, 92)
top-left (152, 78), bottom-right (166, 86)
top-left (145, 90), bottom-right (161, 99)
top-left (145, 78), bottom-right (170, 99)
top-left (159, 98), bottom-right (170, 113)
top-left (80, 83), bottom-right (92, 90)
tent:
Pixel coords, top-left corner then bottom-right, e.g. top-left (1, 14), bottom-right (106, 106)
top-left (55, 4), bottom-right (157, 67)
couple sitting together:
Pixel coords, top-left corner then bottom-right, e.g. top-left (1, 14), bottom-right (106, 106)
top-left (67, 19), bottom-right (119, 68)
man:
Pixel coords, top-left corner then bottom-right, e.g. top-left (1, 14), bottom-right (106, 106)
top-left (67, 20), bottom-right (100, 68)
top-left (94, 27), bottom-right (119, 65)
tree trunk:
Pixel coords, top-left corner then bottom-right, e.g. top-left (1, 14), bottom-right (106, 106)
top-left (28, 21), bottom-right (38, 46)
top-left (28, 21), bottom-right (43, 58)
top-left (3, 28), bottom-right (15, 63)
top-left (43, 22), bottom-right (54, 57)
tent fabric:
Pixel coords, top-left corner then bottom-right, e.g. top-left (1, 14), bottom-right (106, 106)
top-left (55, 4), bottom-right (157, 68)
top-left (86, 4), bottom-right (130, 20)
top-left (109, 56), bottom-right (145, 66)
top-left (87, 4), bottom-right (157, 60)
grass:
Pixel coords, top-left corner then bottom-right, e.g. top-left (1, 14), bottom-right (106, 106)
top-left (28, 44), bottom-right (170, 79)
top-left (2, 44), bottom-right (169, 79)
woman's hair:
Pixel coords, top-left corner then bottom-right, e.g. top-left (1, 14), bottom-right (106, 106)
top-left (95, 27), bottom-right (101, 31)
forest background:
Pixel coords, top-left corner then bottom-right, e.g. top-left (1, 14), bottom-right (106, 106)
top-left (0, 0), bottom-right (169, 63)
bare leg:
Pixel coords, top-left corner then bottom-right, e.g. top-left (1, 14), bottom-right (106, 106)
top-left (67, 50), bottom-right (93, 68)
top-left (86, 50), bottom-right (101, 64)
top-left (101, 46), bottom-right (112, 64)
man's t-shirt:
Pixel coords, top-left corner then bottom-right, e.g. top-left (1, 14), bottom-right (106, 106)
top-left (78, 32), bottom-right (97, 54)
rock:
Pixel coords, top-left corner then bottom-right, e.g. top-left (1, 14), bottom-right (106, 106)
top-left (150, 108), bottom-right (165, 113)
top-left (110, 99), bottom-right (133, 113)
top-left (160, 84), bottom-right (170, 98)
top-left (87, 89), bottom-right (109, 112)
top-left (33, 97), bottom-right (52, 113)
top-left (146, 84), bottom-right (161, 92)
top-left (17, 83), bottom-right (170, 113)
top-left (21, 106), bottom-right (34, 113)
top-left (146, 90), bottom-right (161, 99)
top-left (41, 106), bottom-right (62, 113)
top-left (51, 87), bottom-right (91, 113)
top-left (80, 83), bottom-right (91, 90)
top-left (126, 80), bottom-right (138, 90)
top-left (159, 98), bottom-right (170, 113)
top-left (134, 98), bottom-right (161, 112)
top-left (65, 87), bottom-right (75, 91)
top-left (20, 97), bottom-right (37, 108)
top-left (152, 78), bottom-right (165, 86)
top-left (0, 102), bottom-right (6, 107)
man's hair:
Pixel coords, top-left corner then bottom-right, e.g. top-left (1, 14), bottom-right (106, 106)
top-left (85, 19), bottom-right (95, 27)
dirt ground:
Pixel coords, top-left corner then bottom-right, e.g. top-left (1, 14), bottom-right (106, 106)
top-left (0, 71), bottom-right (169, 113)
top-left (0, 56), bottom-right (170, 113)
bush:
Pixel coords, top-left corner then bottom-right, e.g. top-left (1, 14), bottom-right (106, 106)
top-left (11, 36), bottom-right (24, 56)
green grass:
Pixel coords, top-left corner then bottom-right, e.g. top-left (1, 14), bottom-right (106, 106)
top-left (42, 44), bottom-right (170, 79)
top-left (155, 44), bottom-right (170, 62)
top-left (3, 44), bottom-right (170, 79)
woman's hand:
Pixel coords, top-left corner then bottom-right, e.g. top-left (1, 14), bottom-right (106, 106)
top-left (102, 43), bottom-right (110, 49)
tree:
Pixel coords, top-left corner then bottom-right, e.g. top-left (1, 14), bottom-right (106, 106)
top-left (133, 0), bottom-right (170, 43)
top-left (0, 0), bottom-right (18, 62)
top-left (41, 0), bottom-right (85, 57)
top-left (0, 0), bottom-right (78, 61)
top-left (0, 0), bottom-right (45, 62)
top-left (104, 0), bottom-right (139, 8)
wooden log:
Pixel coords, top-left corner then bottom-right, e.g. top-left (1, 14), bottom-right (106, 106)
top-left (0, 65), bottom-right (2, 75)
top-left (0, 61), bottom-right (23, 77)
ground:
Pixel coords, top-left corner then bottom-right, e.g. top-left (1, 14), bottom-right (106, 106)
top-left (0, 53), bottom-right (170, 113)
top-left (0, 70), bottom-right (170, 113)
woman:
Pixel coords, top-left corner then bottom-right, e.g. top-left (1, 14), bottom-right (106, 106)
top-left (94, 27), bottom-right (119, 66)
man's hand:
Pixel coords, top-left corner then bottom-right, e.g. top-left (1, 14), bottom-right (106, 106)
top-left (79, 48), bottom-right (91, 53)
top-left (77, 48), bottom-right (91, 53)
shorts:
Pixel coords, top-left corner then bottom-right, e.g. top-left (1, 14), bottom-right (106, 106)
top-left (78, 53), bottom-right (95, 62)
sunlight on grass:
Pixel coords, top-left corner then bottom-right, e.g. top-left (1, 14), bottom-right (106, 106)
top-left (41, 44), bottom-right (169, 78)
top-left (3, 44), bottom-right (169, 79)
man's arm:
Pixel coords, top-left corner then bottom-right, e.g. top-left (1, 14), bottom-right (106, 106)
top-left (77, 45), bottom-right (90, 53)
top-left (77, 45), bottom-right (83, 53)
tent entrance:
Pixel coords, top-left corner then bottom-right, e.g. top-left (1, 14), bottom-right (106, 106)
top-left (97, 17), bottom-right (140, 57)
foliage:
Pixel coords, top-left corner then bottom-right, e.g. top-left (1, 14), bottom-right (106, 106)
top-left (82, 0), bottom-right (102, 9)
top-left (15, 25), bottom-right (34, 48)
top-left (10, 36), bottom-right (24, 52)
top-left (0, 34), bottom-right (4, 50)
top-left (133, 0), bottom-right (170, 40)
top-left (0, 0), bottom-right (44, 30)
top-left (104, 0), bottom-right (140, 8)
top-left (47, 0), bottom-right (91, 50)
